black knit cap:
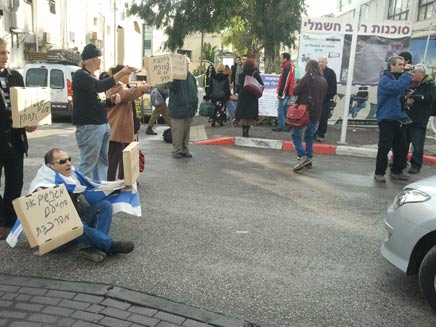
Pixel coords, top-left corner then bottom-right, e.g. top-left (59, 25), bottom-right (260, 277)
top-left (81, 44), bottom-right (102, 60)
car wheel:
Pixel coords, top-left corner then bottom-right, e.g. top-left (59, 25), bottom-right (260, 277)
top-left (419, 245), bottom-right (436, 310)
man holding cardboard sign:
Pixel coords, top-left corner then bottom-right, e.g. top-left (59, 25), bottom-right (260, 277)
top-left (0, 38), bottom-right (37, 240)
top-left (8, 148), bottom-right (138, 262)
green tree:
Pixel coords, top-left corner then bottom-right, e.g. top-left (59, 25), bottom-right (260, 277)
top-left (129, 0), bottom-right (238, 74)
top-left (223, 0), bottom-right (305, 73)
top-left (202, 42), bottom-right (217, 63)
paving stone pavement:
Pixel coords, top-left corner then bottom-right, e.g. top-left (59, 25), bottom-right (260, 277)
top-left (0, 274), bottom-right (257, 327)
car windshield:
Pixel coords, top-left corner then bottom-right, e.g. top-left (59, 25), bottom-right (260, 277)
top-left (26, 68), bottom-right (48, 87)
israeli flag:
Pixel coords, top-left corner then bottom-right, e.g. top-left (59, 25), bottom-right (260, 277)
top-left (6, 165), bottom-right (141, 248)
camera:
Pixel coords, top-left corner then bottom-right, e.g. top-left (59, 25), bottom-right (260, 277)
top-left (404, 65), bottom-right (415, 71)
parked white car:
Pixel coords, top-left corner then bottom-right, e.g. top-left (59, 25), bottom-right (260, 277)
top-left (381, 175), bottom-right (436, 310)
top-left (23, 62), bottom-right (80, 118)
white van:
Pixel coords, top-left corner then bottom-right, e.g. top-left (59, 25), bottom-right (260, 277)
top-left (23, 62), bottom-right (80, 118)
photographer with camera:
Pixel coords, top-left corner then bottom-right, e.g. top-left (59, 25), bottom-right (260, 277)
top-left (402, 65), bottom-right (436, 174)
top-left (374, 56), bottom-right (413, 182)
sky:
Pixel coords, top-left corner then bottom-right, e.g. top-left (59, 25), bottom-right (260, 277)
top-left (306, 0), bottom-right (338, 17)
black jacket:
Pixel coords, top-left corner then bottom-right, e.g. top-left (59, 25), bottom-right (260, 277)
top-left (0, 68), bottom-right (27, 159)
top-left (407, 75), bottom-right (436, 128)
top-left (322, 66), bottom-right (337, 102)
top-left (208, 73), bottom-right (231, 102)
top-left (72, 68), bottom-right (115, 125)
top-left (235, 69), bottom-right (264, 120)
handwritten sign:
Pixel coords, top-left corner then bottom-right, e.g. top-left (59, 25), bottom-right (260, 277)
top-left (122, 142), bottom-right (140, 186)
top-left (143, 54), bottom-right (188, 85)
top-left (10, 87), bottom-right (51, 128)
top-left (12, 184), bottom-right (83, 255)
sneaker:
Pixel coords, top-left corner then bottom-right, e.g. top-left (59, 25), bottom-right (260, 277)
top-left (408, 167), bottom-right (420, 174)
top-left (182, 152), bottom-right (192, 158)
top-left (398, 116), bottom-right (412, 125)
top-left (374, 174), bottom-right (386, 182)
top-left (272, 127), bottom-right (285, 132)
top-left (145, 128), bottom-right (157, 135)
top-left (173, 153), bottom-right (183, 159)
top-left (293, 156), bottom-right (310, 172)
top-left (111, 241), bottom-right (134, 254)
top-left (305, 162), bottom-right (313, 169)
top-left (79, 247), bottom-right (106, 263)
top-left (316, 137), bottom-right (324, 142)
top-left (390, 172), bottom-right (410, 181)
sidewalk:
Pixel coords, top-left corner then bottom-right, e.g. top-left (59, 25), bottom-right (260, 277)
top-left (0, 274), bottom-right (257, 327)
top-left (191, 116), bottom-right (436, 165)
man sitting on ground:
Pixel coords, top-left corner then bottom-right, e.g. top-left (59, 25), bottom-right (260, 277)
top-left (11, 148), bottom-right (136, 262)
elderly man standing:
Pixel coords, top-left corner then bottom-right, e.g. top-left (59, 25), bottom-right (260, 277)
top-left (315, 56), bottom-right (337, 142)
top-left (168, 57), bottom-right (198, 159)
top-left (374, 56), bottom-right (413, 182)
top-left (404, 65), bottom-right (436, 174)
top-left (72, 44), bottom-right (136, 180)
top-left (0, 38), bottom-right (37, 240)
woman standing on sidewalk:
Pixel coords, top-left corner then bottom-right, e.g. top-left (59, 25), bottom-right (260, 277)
top-left (235, 60), bottom-right (264, 137)
top-left (291, 60), bottom-right (327, 171)
top-left (106, 65), bottom-right (151, 180)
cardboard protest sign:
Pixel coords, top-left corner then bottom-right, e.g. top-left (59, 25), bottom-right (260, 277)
top-left (122, 142), bottom-right (140, 187)
top-left (143, 54), bottom-right (188, 85)
top-left (10, 87), bottom-right (51, 128)
top-left (12, 184), bottom-right (83, 255)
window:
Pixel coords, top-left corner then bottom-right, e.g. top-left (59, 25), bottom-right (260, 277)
top-left (418, 0), bottom-right (435, 21)
top-left (25, 68), bottom-right (48, 87)
top-left (50, 69), bottom-right (64, 89)
top-left (388, 0), bottom-right (409, 20)
top-left (48, 0), bottom-right (56, 14)
top-left (143, 25), bottom-right (152, 57)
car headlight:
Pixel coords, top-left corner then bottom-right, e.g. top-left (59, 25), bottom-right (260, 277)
top-left (393, 188), bottom-right (431, 209)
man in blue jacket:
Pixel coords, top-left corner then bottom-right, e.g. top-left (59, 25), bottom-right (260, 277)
top-left (374, 56), bottom-right (413, 182)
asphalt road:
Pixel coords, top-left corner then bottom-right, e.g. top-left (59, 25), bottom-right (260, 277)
top-left (1, 123), bottom-right (436, 327)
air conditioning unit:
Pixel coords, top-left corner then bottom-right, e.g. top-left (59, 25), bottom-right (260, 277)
top-left (42, 32), bottom-right (53, 44)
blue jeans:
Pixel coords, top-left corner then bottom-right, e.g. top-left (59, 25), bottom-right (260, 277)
top-left (291, 119), bottom-right (319, 158)
top-left (79, 200), bottom-right (113, 254)
top-left (75, 123), bottom-right (110, 180)
top-left (277, 96), bottom-right (290, 129)
top-left (407, 125), bottom-right (426, 170)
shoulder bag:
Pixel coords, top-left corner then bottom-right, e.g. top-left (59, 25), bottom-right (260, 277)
top-left (243, 72), bottom-right (264, 98)
top-left (286, 76), bottom-right (314, 128)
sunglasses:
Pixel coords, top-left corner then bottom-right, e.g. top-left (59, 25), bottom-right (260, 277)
top-left (51, 157), bottom-right (72, 165)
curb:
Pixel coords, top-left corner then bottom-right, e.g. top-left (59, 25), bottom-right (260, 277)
top-left (0, 273), bottom-right (256, 327)
top-left (195, 136), bottom-right (436, 166)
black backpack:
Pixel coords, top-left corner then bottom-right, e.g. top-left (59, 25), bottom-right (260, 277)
top-left (211, 78), bottom-right (226, 99)
top-left (163, 128), bottom-right (172, 143)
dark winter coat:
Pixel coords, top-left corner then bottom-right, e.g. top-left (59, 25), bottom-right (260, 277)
top-left (322, 66), bottom-right (337, 103)
top-left (293, 73), bottom-right (327, 121)
top-left (235, 69), bottom-right (264, 120)
top-left (0, 68), bottom-right (27, 159)
top-left (168, 72), bottom-right (198, 119)
top-left (208, 72), bottom-right (231, 102)
top-left (407, 75), bottom-right (436, 129)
